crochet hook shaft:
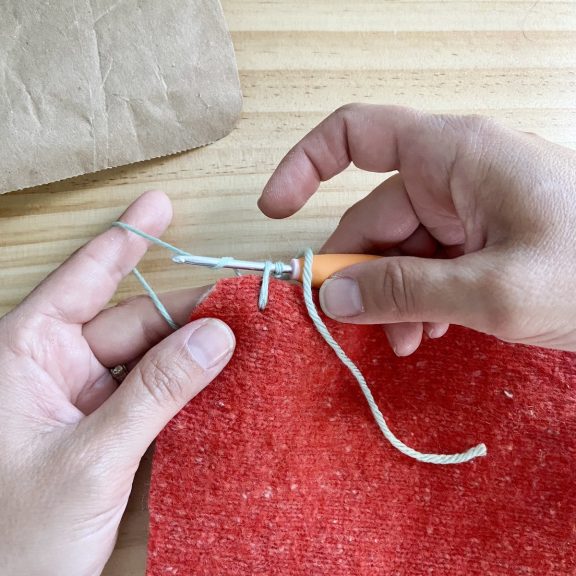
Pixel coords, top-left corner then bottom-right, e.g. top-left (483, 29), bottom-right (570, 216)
top-left (172, 253), bottom-right (380, 288)
top-left (172, 255), bottom-right (292, 276)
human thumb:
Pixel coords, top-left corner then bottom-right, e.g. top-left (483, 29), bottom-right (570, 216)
top-left (87, 318), bottom-right (235, 462)
top-left (319, 255), bottom-right (485, 327)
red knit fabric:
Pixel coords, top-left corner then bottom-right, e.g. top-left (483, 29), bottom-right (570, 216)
top-left (147, 276), bottom-right (576, 575)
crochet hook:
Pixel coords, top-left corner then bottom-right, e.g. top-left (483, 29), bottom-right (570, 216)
top-left (172, 253), bottom-right (380, 288)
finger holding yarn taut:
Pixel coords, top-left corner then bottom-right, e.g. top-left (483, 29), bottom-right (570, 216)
top-left (19, 190), bottom-right (173, 325)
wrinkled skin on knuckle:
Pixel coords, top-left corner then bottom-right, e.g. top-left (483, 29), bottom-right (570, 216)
top-left (455, 116), bottom-right (575, 239)
top-left (462, 113), bottom-right (501, 134)
top-left (375, 259), bottom-right (417, 320)
top-left (448, 113), bottom-right (501, 157)
top-left (136, 356), bottom-right (188, 406)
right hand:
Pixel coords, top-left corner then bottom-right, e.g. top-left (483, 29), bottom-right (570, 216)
top-left (259, 104), bottom-right (576, 356)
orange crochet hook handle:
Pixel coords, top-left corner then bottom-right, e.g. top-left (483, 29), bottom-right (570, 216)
top-left (290, 254), bottom-right (381, 288)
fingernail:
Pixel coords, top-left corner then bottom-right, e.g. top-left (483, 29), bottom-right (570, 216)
top-left (393, 344), bottom-right (412, 357)
top-left (384, 330), bottom-right (416, 358)
top-left (425, 325), bottom-right (448, 339)
top-left (425, 327), bottom-right (440, 339)
top-left (187, 319), bottom-right (234, 370)
top-left (320, 278), bottom-right (364, 318)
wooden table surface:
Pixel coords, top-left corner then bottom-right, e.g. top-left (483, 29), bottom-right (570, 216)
top-left (1, 1), bottom-right (575, 573)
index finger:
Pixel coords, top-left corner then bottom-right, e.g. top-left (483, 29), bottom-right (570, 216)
top-left (22, 190), bottom-right (173, 325)
top-left (258, 104), bottom-right (455, 219)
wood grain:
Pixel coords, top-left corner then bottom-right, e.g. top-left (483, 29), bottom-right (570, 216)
top-left (0, 1), bottom-right (574, 573)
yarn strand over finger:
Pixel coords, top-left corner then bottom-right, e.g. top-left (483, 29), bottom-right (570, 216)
top-left (114, 222), bottom-right (487, 465)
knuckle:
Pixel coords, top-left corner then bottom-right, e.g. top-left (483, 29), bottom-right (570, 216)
top-left (333, 102), bottom-right (359, 118)
top-left (378, 259), bottom-right (417, 319)
top-left (462, 114), bottom-right (501, 142)
top-left (463, 113), bottom-right (492, 129)
top-left (433, 113), bottom-right (499, 145)
top-left (433, 112), bottom-right (463, 133)
top-left (137, 358), bottom-right (187, 405)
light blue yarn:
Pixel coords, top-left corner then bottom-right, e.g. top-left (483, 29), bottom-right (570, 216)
top-left (112, 221), bottom-right (282, 322)
top-left (258, 260), bottom-right (285, 310)
top-left (130, 268), bottom-right (179, 330)
top-left (112, 221), bottom-right (190, 256)
top-left (259, 262), bottom-right (273, 310)
top-left (300, 248), bottom-right (487, 465)
top-left (113, 221), bottom-right (486, 465)
top-left (113, 222), bottom-right (184, 329)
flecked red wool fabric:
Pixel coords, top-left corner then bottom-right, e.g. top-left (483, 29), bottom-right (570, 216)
top-left (147, 276), bottom-right (576, 575)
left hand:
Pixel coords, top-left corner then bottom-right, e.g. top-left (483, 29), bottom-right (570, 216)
top-left (0, 191), bottom-right (235, 576)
